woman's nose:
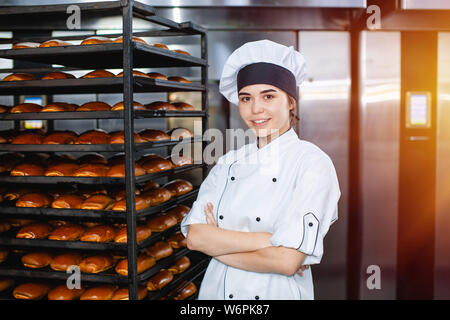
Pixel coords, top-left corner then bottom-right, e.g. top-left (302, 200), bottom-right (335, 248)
top-left (251, 100), bottom-right (264, 114)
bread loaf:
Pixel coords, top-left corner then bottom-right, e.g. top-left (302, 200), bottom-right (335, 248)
top-left (81, 36), bottom-right (113, 45)
top-left (80, 285), bottom-right (117, 300)
top-left (116, 70), bottom-right (151, 78)
top-left (141, 187), bottom-right (173, 206)
top-left (80, 195), bottom-right (115, 210)
top-left (10, 103), bottom-right (42, 113)
top-left (173, 49), bottom-right (190, 56)
top-left (168, 256), bottom-right (190, 274)
top-left (11, 132), bottom-right (44, 144)
top-left (39, 39), bottom-right (72, 47)
top-left (146, 213), bottom-right (178, 232)
top-left (171, 102), bottom-right (195, 111)
top-left (2, 73), bottom-right (37, 81)
top-left (115, 254), bottom-right (156, 276)
top-left (78, 255), bottom-right (114, 273)
top-left (109, 131), bottom-right (146, 144)
top-left (16, 193), bottom-right (52, 208)
top-left (146, 269), bottom-right (173, 291)
top-left (113, 36), bottom-right (147, 45)
top-left (44, 163), bottom-right (79, 176)
top-left (163, 179), bottom-right (193, 197)
top-left (13, 282), bottom-right (51, 300)
top-left (51, 194), bottom-right (84, 209)
top-left (141, 158), bottom-right (174, 174)
top-left (173, 282), bottom-right (197, 300)
top-left (113, 224), bottom-right (152, 243)
top-left (73, 163), bottom-right (109, 177)
top-left (81, 69), bottom-right (115, 78)
top-left (12, 42), bottom-right (40, 49)
top-left (75, 130), bottom-right (110, 144)
top-left (111, 101), bottom-right (145, 111)
top-left (168, 154), bottom-right (193, 167)
top-left (111, 286), bottom-right (147, 300)
top-left (21, 252), bottom-right (53, 269)
top-left (152, 43), bottom-right (169, 50)
top-left (165, 205), bottom-right (191, 223)
top-left (47, 285), bottom-right (85, 300)
top-left (111, 195), bottom-right (151, 212)
top-left (167, 231), bottom-right (187, 249)
top-left (41, 102), bottom-right (77, 112)
top-left (167, 76), bottom-right (192, 83)
top-left (166, 127), bottom-right (194, 139)
top-left (144, 101), bottom-right (176, 111)
top-left (80, 225), bottom-right (116, 242)
top-left (76, 101), bottom-right (111, 111)
top-left (16, 222), bottom-right (52, 239)
top-left (145, 241), bottom-right (173, 261)
top-left (50, 252), bottom-right (83, 271)
top-left (147, 72), bottom-right (168, 80)
top-left (0, 279), bottom-right (14, 292)
top-left (106, 162), bottom-right (146, 177)
top-left (48, 223), bottom-right (85, 241)
top-left (41, 72), bottom-right (75, 80)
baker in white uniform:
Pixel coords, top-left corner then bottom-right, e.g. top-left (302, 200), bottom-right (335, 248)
top-left (180, 39), bottom-right (341, 300)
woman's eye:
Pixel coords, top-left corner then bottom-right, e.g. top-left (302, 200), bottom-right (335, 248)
top-left (264, 94), bottom-right (274, 100)
top-left (240, 96), bottom-right (250, 102)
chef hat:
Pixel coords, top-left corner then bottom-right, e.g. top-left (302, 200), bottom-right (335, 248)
top-left (219, 39), bottom-right (307, 106)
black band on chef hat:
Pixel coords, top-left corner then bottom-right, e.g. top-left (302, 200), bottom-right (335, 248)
top-left (237, 62), bottom-right (298, 101)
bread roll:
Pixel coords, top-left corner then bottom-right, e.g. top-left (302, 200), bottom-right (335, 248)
top-left (167, 231), bottom-right (187, 249)
top-left (51, 194), bottom-right (84, 209)
top-left (81, 36), bottom-right (113, 45)
top-left (0, 279), bottom-right (14, 292)
top-left (139, 129), bottom-right (171, 142)
top-left (44, 131), bottom-right (78, 145)
top-left (145, 241), bottom-right (173, 261)
top-left (116, 70), bottom-right (151, 78)
top-left (41, 71), bottom-right (75, 80)
top-left (44, 163), bottom-right (79, 176)
top-left (173, 49), bottom-right (190, 56)
top-left (144, 101), bottom-right (176, 111)
top-left (75, 130), bottom-right (110, 144)
top-left (16, 222), bottom-right (52, 239)
top-left (147, 72), bottom-right (168, 80)
top-left (146, 213), bottom-right (177, 232)
top-left (109, 131), bottom-right (146, 144)
top-left (113, 36), bottom-right (147, 45)
top-left (171, 102), bottom-right (195, 111)
top-left (80, 225), bottom-right (116, 242)
top-left (111, 101), bottom-right (145, 111)
top-left (41, 102), bottom-right (77, 112)
top-left (165, 205), bottom-right (191, 223)
top-left (114, 224), bottom-right (152, 243)
top-left (173, 282), bottom-right (197, 300)
top-left (168, 154), bottom-right (193, 167)
top-left (163, 179), bottom-right (193, 197)
top-left (109, 187), bottom-right (140, 201)
top-left (0, 130), bottom-right (19, 143)
top-left (13, 283), bottom-right (51, 300)
top-left (0, 250), bottom-right (9, 263)
top-left (111, 286), bottom-right (147, 300)
top-left (79, 255), bottom-right (114, 273)
top-left (10, 162), bottom-right (45, 176)
top-left (152, 43), bottom-right (169, 50)
top-left (73, 163), bottom-right (109, 177)
top-left (80, 285), bottom-right (117, 300)
top-left (167, 76), bottom-right (192, 83)
top-left (11, 132), bottom-right (44, 144)
top-left (106, 162), bottom-right (146, 177)
top-left (39, 39), bottom-right (72, 47)
top-left (167, 127), bottom-right (194, 140)
top-left (12, 42), bottom-right (40, 49)
top-left (137, 153), bottom-right (164, 166)
top-left (0, 220), bottom-right (11, 233)
top-left (50, 252), bottom-right (83, 271)
top-left (16, 193), bottom-right (52, 208)
top-left (146, 269), bottom-right (173, 291)
top-left (80, 195), bottom-right (115, 210)
top-left (141, 158), bottom-right (174, 174)
top-left (142, 187), bottom-right (173, 206)
top-left (77, 185), bottom-right (108, 198)
top-left (48, 223), bottom-right (85, 241)
top-left (76, 101), bottom-right (111, 111)
top-left (48, 285), bottom-right (85, 300)
top-left (111, 195), bottom-right (151, 212)
top-left (10, 103), bottom-right (42, 113)
top-left (21, 252), bottom-right (53, 268)
top-left (115, 254), bottom-right (156, 276)
top-left (168, 256), bottom-right (190, 274)
top-left (140, 180), bottom-right (160, 192)
top-left (0, 104), bottom-right (10, 113)
top-left (77, 153), bottom-right (107, 165)
top-left (81, 69), bottom-right (115, 78)
top-left (2, 73), bottom-right (37, 81)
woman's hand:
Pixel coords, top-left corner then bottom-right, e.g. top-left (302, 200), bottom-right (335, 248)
top-left (297, 265), bottom-right (310, 276)
top-left (204, 202), bottom-right (217, 226)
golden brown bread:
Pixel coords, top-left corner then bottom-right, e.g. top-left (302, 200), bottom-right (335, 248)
top-left (146, 269), bottom-right (173, 291)
top-left (115, 254), bottom-right (156, 276)
top-left (76, 101), bottom-right (111, 111)
top-left (114, 224), bottom-right (152, 243)
top-left (50, 252), bottom-right (83, 271)
top-left (47, 285), bottom-right (85, 300)
top-left (43, 131), bottom-right (78, 144)
top-left (12, 42), bottom-right (40, 49)
top-left (167, 127), bottom-right (194, 139)
top-left (111, 286), bottom-right (147, 300)
top-left (41, 102), bottom-right (77, 112)
top-left (140, 180), bottom-right (160, 192)
top-left (173, 282), bottom-right (197, 300)
top-left (75, 129), bottom-right (110, 144)
top-left (167, 231), bottom-right (187, 249)
top-left (10, 162), bottom-right (45, 176)
top-left (116, 70), bottom-right (151, 78)
top-left (77, 153), bottom-right (107, 165)
top-left (147, 72), bottom-right (168, 80)
top-left (171, 102), bottom-right (195, 111)
top-left (0, 130), bottom-right (19, 143)
top-left (0, 279), bottom-right (14, 292)
top-left (81, 36), bottom-right (113, 45)
top-left (111, 195), bottom-right (151, 212)
top-left (141, 158), bottom-right (174, 174)
top-left (21, 252), bottom-right (53, 269)
top-left (106, 162), bottom-right (146, 177)
top-left (16, 193), bottom-right (53, 208)
top-left (146, 213), bottom-right (178, 232)
top-left (137, 153), bottom-right (164, 166)
top-left (144, 101), bottom-right (176, 111)
top-left (80, 285), bottom-right (117, 300)
top-left (0, 250), bottom-right (8, 263)
top-left (173, 49), bottom-right (190, 56)
top-left (80, 195), bottom-right (115, 210)
top-left (0, 220), bottom-right (11, 233)
top-left (139, 129), bottom-right (171, 142)
top-left (11, 132), bottom-right (44, 144)
top-left (81, 69), bottom-right (115, 78)
top-left (16, 222), bottom-right (52, 239)
top-left (80, 225), bottom-right (116, 242)
top-left (111, 100), bottom-right (145, 111)
top-left (41, 71), bottom-right (75, 80)
top-left (165, 205), bottom-right (191, 223)
top-left (168, 76), bottom-right (192, 83)
top-left (51, 194), bottom-right (84, 209)
top-left (13, 282), bottom-right (51, 300)
top-left (44, 163), bottom-right (79, 176)
top-left (77, 185), bottom-right (108, 198)
top-left (142, 187), bottom-right (173, 206)
top-left (163, 179), bottom-right (193, 197)
top-left (0, 105), bottom-right (10, 113)
top-left (145, 241), bottom-right (173, 261)
top-left (79, 255), bottom-right (114, 273)
top-left (39, 39), bottom-right (72, 47)
top-left (48, 223), bottom-right (85, 241)
top-left (2, 73), bottom-right (37, 81)
top-left (168, 154), bottom-right (193, 167)
top-left (152, 43), bottom-right (169, 50)
top-left (73, 163), bottom-right (109, 177)
top-left (113, 35), bottom-right (147, 45)
top-left (168, 256), bottom-right (191, 274)
top-left (10, 103), bottom-right (42, 113)
top-left (109, 187), bottom-right (141, 201)
top-left (109, 131), bottom-right (146, 144)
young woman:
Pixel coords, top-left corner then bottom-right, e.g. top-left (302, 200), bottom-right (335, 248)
top-left (180, 39), bottom-right (341, 300)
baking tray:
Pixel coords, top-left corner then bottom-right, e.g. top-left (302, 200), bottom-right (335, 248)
top-left (0, 42), bottom-right (206, 69)
top-left (0, 163), bottom-right (205, 184)
top-left (0, 136), bottom-right (203, 152)
top-left (0, 110), bottom-right (207, 120)
top-left (0, 77), bottom-right (205, 96)
top-left (0, 187), bottom-right (199, 220)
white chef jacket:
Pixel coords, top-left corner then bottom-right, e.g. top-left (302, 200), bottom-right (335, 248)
top-left (180, 127), bottom-right (341, 300)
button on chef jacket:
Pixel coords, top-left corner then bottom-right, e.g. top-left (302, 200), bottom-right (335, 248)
top-left (181, 127), bottom-right (341, 300)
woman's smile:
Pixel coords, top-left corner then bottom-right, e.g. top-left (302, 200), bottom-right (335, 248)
top-left (250, 118), bottom-right (271, 127)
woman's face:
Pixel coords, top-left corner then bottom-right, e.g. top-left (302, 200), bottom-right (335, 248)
top-left (238, 83), bottom-right (293, 138)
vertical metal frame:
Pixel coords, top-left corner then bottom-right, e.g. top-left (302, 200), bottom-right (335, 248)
top-left (201, 32), bottom-right (208, 180)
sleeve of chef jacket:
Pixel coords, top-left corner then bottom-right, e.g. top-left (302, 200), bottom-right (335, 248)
top-left (269, 152), bottom-right (341, 265)
top-left (180, 158), bottom-right (223, 238)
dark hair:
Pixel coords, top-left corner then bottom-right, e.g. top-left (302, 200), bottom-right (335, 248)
top-left (288, 94), bottom-right (299, 130)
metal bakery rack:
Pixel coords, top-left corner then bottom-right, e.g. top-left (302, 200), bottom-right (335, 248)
top-left (0, 0), bottom-right (211, 300)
